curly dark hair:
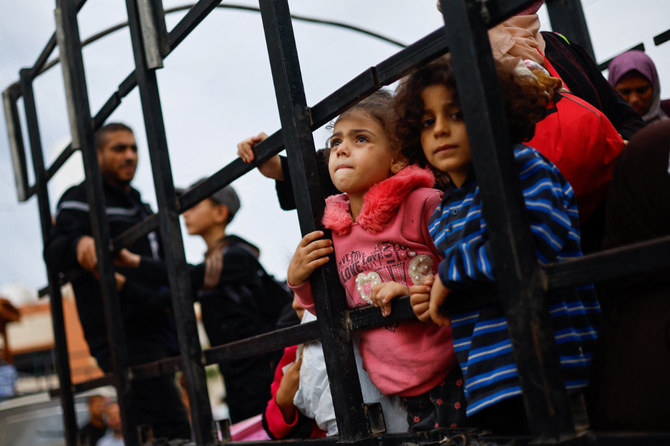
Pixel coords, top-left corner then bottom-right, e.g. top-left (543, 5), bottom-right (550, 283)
top-left (394, 54), bottom-right (548, 178)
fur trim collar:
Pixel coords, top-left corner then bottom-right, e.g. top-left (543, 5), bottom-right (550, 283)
top-left (322, 165), bottom-right (435, 235)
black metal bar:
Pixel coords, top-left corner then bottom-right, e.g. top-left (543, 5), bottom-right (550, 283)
top-left (2, 85), bottom-right (30, 202)
top-left (177, 157), bottom-right (261, 212)
top-left (167, 0), bottom-right (221, 51)
top-left (374, 29), bottom-right (448, 86)
top-left (32, 0), bottom-right (86, 74)
top-left (129, 322), bottom-right (319, 381)
top-left (32, 36), bottom-right (59, 75)
top-left (112, 214), bottom-right (160, 252)
top-left (93, 304), bottom-right (424, 379)
top-left (124, 0), bottom-right (214, 443)
top-left (546, 235), bottom-right (670, 290)
top-left (54, 2), bottom-right (138, 445)
top-left (654, 28), bottom-right (670, 46)
top-left (440, 0), bottom-right (573, 439)
top-left (545, 0), bottom-right (595, 60)
top-left (259, 0), bottom-right (371, 441)
top-left (347, 297), bottom-right (417, 332)
top-left (154, 428), bottom-right (461, 446)
top-left (19, 67), bottom-right (78, 446)
top-left (204, 321), bottom-right (321, 365)
top-left (131, 357), bottom-right (183, 380)
top-left (49, 374), bottom-right (114, 398)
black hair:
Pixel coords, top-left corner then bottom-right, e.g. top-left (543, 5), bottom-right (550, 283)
top-left (95, 122), bottom-right (134, 150)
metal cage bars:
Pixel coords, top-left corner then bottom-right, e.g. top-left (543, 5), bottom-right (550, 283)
top-left (5, 0), bottom-right (670, 444)
top-left (124, 0), bottom-right (215, 443)
top-left (56, 1), bottom-right (140, 444)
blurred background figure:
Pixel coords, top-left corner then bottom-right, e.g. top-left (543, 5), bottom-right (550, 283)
top-left (97, 401), bottom-right (124, 446)
top-left (79, 394), bottom-right (108, 446)
top-left (608, 50), bottom-right (670, 123)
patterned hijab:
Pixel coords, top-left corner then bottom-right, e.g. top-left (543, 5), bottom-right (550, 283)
top-left (608, 50), bottom-right (666, 123)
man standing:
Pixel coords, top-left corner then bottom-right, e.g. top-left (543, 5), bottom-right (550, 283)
top-left (44, 123), bottom-right (190, 440)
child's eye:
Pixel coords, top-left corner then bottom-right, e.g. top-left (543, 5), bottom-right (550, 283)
top-left (331, 138), bottom-right (342, 147)
top-left (355, 135), bottom-right (369, 143)
top-left (450, 111), bottom-right (464, 121)
top-left (421, 117), bottom-right (435, 128)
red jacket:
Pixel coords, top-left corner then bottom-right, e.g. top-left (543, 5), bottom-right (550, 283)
top-left (528, 57), bottom-right (625, 222)
top-left (262, 346), bottom-right (326, 439)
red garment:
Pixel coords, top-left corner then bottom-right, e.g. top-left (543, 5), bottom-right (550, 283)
top-left (263, 346), bottom-right (326, 439)
top-left (527, 57), bottom-right (625, 221)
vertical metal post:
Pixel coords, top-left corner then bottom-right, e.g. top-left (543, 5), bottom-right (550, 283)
top-left (545, 0), bottom-right (595, 60)
top-left (2, 86), bottom-right (30, 202)
top-left (124, 0), bottom-right (214, 444)
top-left (54, 2), bottom-right (138, 445)
top-left (19, 68), bottom-right (78, 446)
top-left (439, 0), bottom-right (574, 440)
top-left (258, 0), bottom-right (371, 441)
top-left (137, 0), bottom-right (169, 69)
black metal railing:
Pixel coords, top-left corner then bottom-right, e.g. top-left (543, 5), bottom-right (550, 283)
top-left (4, 0), bottom-right (670, 445)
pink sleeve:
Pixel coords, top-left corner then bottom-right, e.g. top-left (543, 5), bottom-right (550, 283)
top-left (288, 280), bottom-right (316, 315)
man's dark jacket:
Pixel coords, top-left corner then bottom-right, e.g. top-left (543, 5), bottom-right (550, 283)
top-left (44, 179), bottom-right (178, 368)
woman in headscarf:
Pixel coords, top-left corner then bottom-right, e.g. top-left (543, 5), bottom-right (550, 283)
top-left (608, 50), bottom-right (670, 124)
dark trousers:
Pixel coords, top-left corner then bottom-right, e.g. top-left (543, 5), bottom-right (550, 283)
top-left (221, 353), bottom-right (275, 423)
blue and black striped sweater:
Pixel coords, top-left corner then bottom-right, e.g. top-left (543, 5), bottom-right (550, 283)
top-left (429, 144), bottom-right (600, 416)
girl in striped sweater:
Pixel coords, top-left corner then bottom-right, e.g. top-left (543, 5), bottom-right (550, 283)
top-left (395, 55), bottom-right (600, 433)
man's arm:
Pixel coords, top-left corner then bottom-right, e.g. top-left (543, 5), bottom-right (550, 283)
top-left (44, 186), bottom-right (93, 274)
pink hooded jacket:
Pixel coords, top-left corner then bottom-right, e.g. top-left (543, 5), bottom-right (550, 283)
top-left (292, 166), bottom-right (457, 397)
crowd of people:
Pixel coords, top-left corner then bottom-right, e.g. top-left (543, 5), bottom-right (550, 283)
top-left (40, 1), bottom-right (669, 443)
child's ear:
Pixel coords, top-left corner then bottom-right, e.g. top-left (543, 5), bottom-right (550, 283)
top-left (213, 204), bottom-right (230, 224)
top-left (390, 159), bottom-right (408, 174)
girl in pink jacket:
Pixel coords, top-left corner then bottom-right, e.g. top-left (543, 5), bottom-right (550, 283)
top-left (287, 90), bottom-right (465, 431)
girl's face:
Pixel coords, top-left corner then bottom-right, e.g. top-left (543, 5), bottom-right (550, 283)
top-left (419, 84), bottom-right (472, 188)
top-left (328, 111), bottom-right (398, 200)
top-left (615, 72), bottom-right (653, 116)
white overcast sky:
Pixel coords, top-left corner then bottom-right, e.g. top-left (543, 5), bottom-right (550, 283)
top-left (0, 0), bottom-right (668, 303)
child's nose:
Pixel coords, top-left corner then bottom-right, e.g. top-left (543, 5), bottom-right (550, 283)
top-left (434, 115), bottom-right (450, 136)
top-left (335, 142), bottom-right (350, 156)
